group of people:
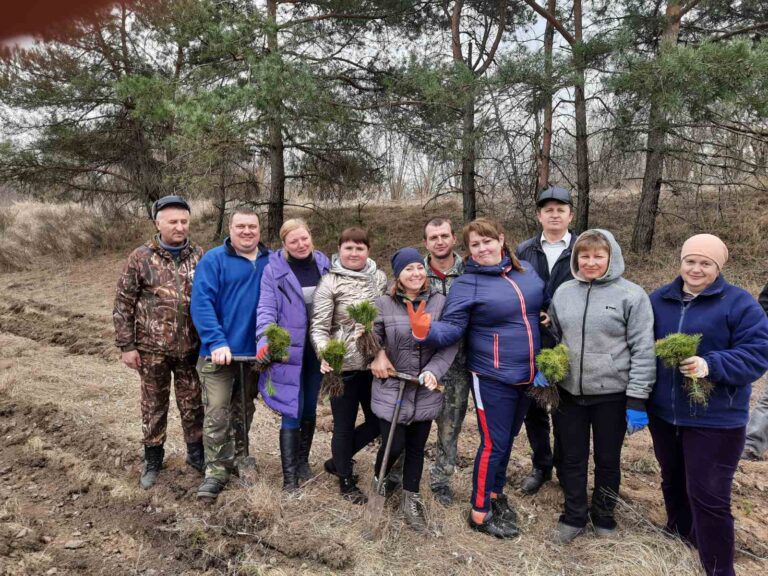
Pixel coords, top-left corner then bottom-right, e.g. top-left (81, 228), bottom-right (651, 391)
top-left (113, 189), bottom-right (768, 576)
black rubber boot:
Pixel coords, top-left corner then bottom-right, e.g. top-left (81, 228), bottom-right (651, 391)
top-left (140, 445), bottom-right (164, 490)
top-left (339, 476), bottom-right (367, 505)
top-left (296, 419), bottom-right (315, 483)
top-left (185, 441), bottom-right (204, 474)
top-left (520, 467), bottom-right (552, 495)
top-left (280, 428), bottom-right (300, 492)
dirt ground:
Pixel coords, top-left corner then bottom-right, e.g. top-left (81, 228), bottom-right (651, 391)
top-left (1, 219), bottom-right (768, 575)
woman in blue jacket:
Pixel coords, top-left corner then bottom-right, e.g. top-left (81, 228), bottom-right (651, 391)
top-left (648, 234), bottom-right (768, 576)
top-left (409, 217), bottom-right (547, 539)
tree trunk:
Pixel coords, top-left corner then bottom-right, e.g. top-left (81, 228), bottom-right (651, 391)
top-left (214, 167), bottom-right (227, 241)
top-left (573, 0), bottom-right (590, 233)
top-left (461, 93), bottom-right (477, 222)
top-left (631, 0), bottom-right (682, 253)
top-left (266, 0), bottom-right (285, 244)
top-left (537, 0), bottom-right (555, 191)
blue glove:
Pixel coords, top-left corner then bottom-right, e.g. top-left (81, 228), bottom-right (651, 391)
top-left (626, 409), bottom-right (648, 435)
top-left (533, 371), bottom-right (550, 388)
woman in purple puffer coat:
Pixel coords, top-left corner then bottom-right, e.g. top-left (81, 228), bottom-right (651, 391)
top-left (255, 218), bottom-right (330, 491)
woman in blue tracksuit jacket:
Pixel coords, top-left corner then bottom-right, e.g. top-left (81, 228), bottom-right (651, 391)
top-left (648, 234), bottom-right (768, 576)
top-left (409, 217), bottom-right (547, 539)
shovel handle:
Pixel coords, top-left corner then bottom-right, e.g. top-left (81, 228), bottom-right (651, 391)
top-left (376, 380), bottom-right (406, 496)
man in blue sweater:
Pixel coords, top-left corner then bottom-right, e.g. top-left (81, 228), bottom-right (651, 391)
top-left (191, 208), bottom-right (271, 499)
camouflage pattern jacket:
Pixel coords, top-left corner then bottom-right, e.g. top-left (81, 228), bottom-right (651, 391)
top-left (425, 252), bottom-right (465, 296)
top-left (113, 236), bottom-right (203, 357)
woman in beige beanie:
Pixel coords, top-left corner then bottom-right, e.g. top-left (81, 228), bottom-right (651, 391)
top-left (646, 233), bottom-right (768, 576)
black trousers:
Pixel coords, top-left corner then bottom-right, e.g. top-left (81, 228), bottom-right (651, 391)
top-left (375, 418), bottom-right (432, 493)
top-left (553, 394), bottom-right (626, 529)
top-left (523, 400), bottom-right (561, 472)
top-left (330, 371), bottom-right (379, 478)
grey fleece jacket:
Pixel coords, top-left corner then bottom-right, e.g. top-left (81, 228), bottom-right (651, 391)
top-left (548, 229), bottom-right (656, 406)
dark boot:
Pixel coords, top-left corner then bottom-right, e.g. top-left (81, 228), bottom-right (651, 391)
top-left (197, 477), bottom-right (227, 500)
top-left (279, 428), bottom-right (300, 492)
top-left (339, 476), bottom-right (367, 505)
top-left (296, 419), bottom-right (315, 483)
top-left (140, 445), bottom-right (164, 490)
top-left (324, 458), bottom-right (358, 483)
top-left (185, 441), bottom-right (204, 474)
top-left (520, 467), bottom-right (552, 495)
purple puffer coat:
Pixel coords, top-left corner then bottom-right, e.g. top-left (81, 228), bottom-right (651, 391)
top-left (256, 250), bottom-right (331, 417)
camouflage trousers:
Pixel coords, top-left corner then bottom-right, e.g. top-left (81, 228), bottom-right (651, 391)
top-left (197, 359), bottom-right (257, 481)
top-left (429, 360), bottom-right (471, 489)
top-left (138, 351), bottom-right (203, 447)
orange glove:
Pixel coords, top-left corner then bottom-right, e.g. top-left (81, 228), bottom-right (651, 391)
top-left (406, 300), bottom-right (432, 340)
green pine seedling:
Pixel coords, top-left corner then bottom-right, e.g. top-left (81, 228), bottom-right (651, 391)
top-left (265, 324), bottom-right (291, 362)
top-left (320, 339), bottom-right (348, 399)
top-left (347, 300), bottom-right (380, 362)
top-left (655, 333), bottom-right (713, 407)
top-left (530, 344), bottom-right (570, 409)
top-left (257, 324), bottom-right (291, 397)
top-left (347, 301), bottom-right (377, 331)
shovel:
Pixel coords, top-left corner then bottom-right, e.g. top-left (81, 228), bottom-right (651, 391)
top-left (204, 355), bottom-right (258, 481)
top-left (364, 377), bottom-right (406, 531)
top-left (364, 370), bottom-right (444, 532)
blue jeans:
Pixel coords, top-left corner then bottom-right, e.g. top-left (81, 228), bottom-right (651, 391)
top-left (281, 344), bottom-right (322, 429)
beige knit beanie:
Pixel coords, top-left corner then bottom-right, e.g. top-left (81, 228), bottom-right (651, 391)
top-left (680, 234), bottom-right (729, 270)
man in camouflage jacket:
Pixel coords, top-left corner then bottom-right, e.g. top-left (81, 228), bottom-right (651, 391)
top-left (422, 218), bottom-right (470, 506)
top-left (113, 195), bottom-right (204, 490)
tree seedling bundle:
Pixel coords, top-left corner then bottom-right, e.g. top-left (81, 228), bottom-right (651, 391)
top-left (320, 339), bottom-right (347, 399)
top-left (655, 332), bottom-right (713, 407)
top-left (347, 300), bottom-right (380, 362)
top-left (530, 344), bottom-right (569, 409)
top-left (254, 324), bottom-right (291, 397)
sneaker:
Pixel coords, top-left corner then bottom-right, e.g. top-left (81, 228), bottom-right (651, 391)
top-left (431, 485), bottom-right (453, 507)
top-left (554, 521), bottom-right (585, 544)
top-left (491, 493), bottom-right (519, 525)
top-left (401, 490), bottom-right (428, 533)
top-left (339, 476), bottom-right (367, 505)
top-left (520, 467), bottom-right (552, 495)
top-left (468, 510), bottom-right (519, 539)
top-left (197, 477), bottom-right (227, 500)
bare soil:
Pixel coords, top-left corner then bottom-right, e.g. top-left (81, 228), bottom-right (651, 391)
top-left (1, 199), bottom-right (767, 575)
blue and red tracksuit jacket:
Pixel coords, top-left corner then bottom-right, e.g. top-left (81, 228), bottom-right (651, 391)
top-left (422, 255), bottom-right (547, 385)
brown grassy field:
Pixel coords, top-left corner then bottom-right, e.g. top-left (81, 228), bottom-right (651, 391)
top-left (0, 191), bottom-right (767, 575)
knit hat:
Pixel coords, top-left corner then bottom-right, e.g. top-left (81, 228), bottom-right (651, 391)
top-left (680, 234), bottom-right (729, 270)
top-left (391, 247), bottom-right (423, 278)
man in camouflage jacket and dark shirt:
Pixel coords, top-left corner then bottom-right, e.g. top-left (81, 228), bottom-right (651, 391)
top-left (423, 218), bottom-right (470, 506)
top-left (113, 195), bottom-right (204, 490)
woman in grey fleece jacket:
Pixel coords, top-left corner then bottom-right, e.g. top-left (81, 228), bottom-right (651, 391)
top-left (547, 229), bottom-right (656, 543)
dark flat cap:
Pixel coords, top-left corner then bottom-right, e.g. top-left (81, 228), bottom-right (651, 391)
top-left (537, 186), bottom-right (572, 207)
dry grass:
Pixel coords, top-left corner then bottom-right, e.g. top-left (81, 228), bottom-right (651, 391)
top-left (0, 190), bottom-right (767, 575)
top-left (0, 201), bottom-right (152, 272)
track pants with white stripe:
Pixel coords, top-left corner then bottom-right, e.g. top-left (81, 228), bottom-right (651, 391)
top-left (470, 373), bottom-right (531, 512)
